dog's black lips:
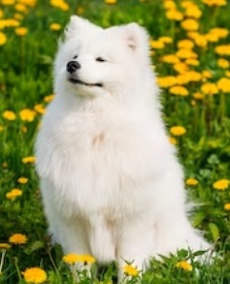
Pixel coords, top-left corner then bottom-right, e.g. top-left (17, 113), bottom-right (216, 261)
top-left (68, 77), bottom-right (103, 87)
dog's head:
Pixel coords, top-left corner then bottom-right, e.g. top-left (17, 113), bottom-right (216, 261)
top-left (54, 16), bottom-right (152, 100)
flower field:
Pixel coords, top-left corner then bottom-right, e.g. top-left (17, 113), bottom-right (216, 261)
top-left (0, 0), bottom-right (230, 283)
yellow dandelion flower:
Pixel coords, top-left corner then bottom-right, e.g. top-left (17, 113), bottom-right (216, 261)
top-left (2, 110), bottom-right (16, 120)
top-left (209, 27), bottom-right (229, 39)
top-left (185, 58), bottom-right (199, 66)
top-left (80, 254), bottom-right (96, 264)
top-left (22, 267), bottom-right (47, 283)
top-left (0, 9), bottom-right (3, 18)
top-left (194, 35), bottom-right (207, 48)
top-left (176, 74), bottom-right (190, 85)
top-left (157, 76), bottom-right (177, 88)
top-left (205, 32), bottom-right (219, 43)
top-left (201, 83), bottom-right (218, 95)
top-left (193, 92), bottom-right (204, 100)
top-left (217, 78), bottom-right (230, 93)
top-left (213, 179), bottom-right (230, 190)
top-left (17, 177), bottom-right (28, 184)
top-left (216, 0), bottom-right (227, 6)
top-left (62, 253), bottom-right (96, 264)
top-left (161, 54), bottom-right (180, 64)
top-left (22, 156), bottom-right (36, 164)
top-left (225, 71), bottom-right (230, 78)
top-left (0, 31), bottom-right (7, 46)
top-left (14, 3), bottom-right (27, 12)
top-left (62, 253), bottom-right (81, 264)
top-left (150, 40), bottom-right (165, 49)
top-left (9, 233), bottom-right (27, 244)
top-left (158, 36), bottom-right (173, 44)
top-left (186, 178), bottom-right (198, 186)
top-left (202, 70), bottom-right (212, 79)
top-left (215, 45), bottom-right (230, 56)
top-left (169, 136), bottom-right (177, 145)
top-left (163, 0), bottom-right (176, 10)
top-left (184, 5), bottom-right (202, 19)
top-left (176, 261), bottom-right (193, 271)
top-left (50, 23), bottom-right (61, 31)
top-left (173, 62), bottom-right (189, 74)
top-left (181, 18), bottom-right (199, 31)
top-left (176, 49), bottom-right (198, 59)
top-left (217, 58), bottom-right (229, 69)
top-left (50, 0), bottom-right (69, 10)
top-left (104, 0), bottom-right (117, 3)
top-left (123, 264), bottom-right (139, 277)
top-left (170, 126), bottom-right (186, 136)
top-left (15, 27), bottom-right (28, 36)
top-left (17, 0), bottom-right (37, 6)
top-left (224, 203), bottom-right (230, 210)
top-left (202, 0), bottom-right (227, 7)
top-left (34, 104), bottom-right (46, 114)
top-left (169, 85), bottom-right (189, 96)
top-left (0, 20), bottom-right (6, 29)
top-left (177, 39), bottom-right (194, 49)
top-left (44, 94), bottom-right (55, 102)
top-left (0, 243), bottom-right (11, 249)
top-left (183, 72), bottom-right (202, 84)
top-left (19, 109), bottom-right (36, 122)
top-left (186, 70), bottom-right (202, 82)
top-left (187, 31), bottom-right (200, 40)
top-left (1, 0), bottom-right (15, 5)
top-left (180, 1), bottom-right (196, 8)
top-left (2, 19), bottom-right (20, 27)
top-left (166, 9), bottom-right (183, 21)
top-left (6, 189), bottom-right (22, 200)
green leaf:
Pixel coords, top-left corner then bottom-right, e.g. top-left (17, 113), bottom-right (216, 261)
top-left (24, 241), bottom-right (45, 255)
top-left (177, 249), bottom-right (188, 258)
top-left (192, 211), bottom-right (205, 227)
top-left (192, 250), bottom-right (209, 257)
top-left (209, 223), bottom-right (220, 242)
top-left (207, 154), bottom-right (220, 165)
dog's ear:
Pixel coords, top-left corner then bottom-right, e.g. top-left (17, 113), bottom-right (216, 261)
top-left (64, 16), bottom-right (98, 39)
top-left (123, 23), bottom-right (150, 54)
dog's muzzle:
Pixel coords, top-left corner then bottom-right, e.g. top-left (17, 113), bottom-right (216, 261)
top-left (67, 61), bottom-right (103, 88)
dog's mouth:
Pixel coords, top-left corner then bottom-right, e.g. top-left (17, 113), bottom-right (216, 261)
top-left (68, 77), bottom-right (103, 87)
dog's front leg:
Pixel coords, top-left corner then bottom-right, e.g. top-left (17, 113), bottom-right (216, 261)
top-left (117, 218), bottom-right (156, 281)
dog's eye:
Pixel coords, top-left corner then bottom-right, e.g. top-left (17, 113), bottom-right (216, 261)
top-left (73, 55), bottom-right (78, 59)
top-left (96, 57), bottom-right (106, 62)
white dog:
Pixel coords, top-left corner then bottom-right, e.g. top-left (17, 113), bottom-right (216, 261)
top-left (35, 16), bottom-right (211, 279)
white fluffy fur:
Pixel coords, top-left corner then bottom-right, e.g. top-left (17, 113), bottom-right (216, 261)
top-left (35, 16), bottom-right (211, 278)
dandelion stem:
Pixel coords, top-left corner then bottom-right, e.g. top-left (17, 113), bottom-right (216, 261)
top-left (13, 257), bottom-right (22, 281)
top-left (0, 251), bottom-right (6, 273)
top-left (46, 246), bottom-right (60, 277)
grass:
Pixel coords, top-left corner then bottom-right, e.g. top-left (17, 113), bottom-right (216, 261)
top-left (0, 0), bottom-right (230, 283)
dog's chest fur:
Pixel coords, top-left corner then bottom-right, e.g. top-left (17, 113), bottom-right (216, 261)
top-left (36, 99), bottom-right (166, 222)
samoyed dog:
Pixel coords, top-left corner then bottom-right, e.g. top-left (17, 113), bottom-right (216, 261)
top-left (35, 16), bottom-right (211, 278)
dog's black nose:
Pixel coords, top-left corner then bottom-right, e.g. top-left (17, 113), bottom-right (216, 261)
top-left (67, 61), bottom-right (81, 73)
